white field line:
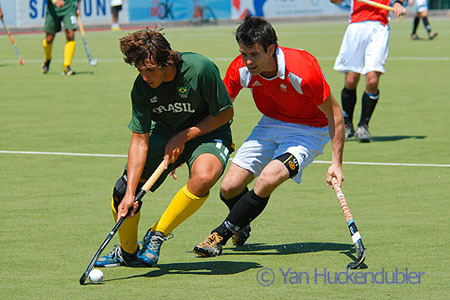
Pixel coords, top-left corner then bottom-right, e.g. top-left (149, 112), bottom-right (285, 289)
top-left (1, 150), bottom-right (449, 167)
top-left (1, 56), bottom-right (449, 64)
top-left (0, 150), bottom-right (126, 158)
top-left (314, 160), bottom-right (450, 168)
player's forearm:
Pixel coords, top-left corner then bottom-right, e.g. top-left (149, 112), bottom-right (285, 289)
top-left (330, 115), bottom-right (344, 166)
top-left (125, 132), bottom-right (149, 196)
top-left (180, 106), bottom-right (234, 142)
top-left (330, 0), bottom-right (345, 5)
top-left (329, 96), bottom-right (344, 166)
top-left (319, 94), bottom-right (344, 165)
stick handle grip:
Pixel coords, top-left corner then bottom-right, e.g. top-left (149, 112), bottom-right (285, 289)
top-left (77, 15), bottom-right (86, 37)
top-left (331, 178), bottom-right (353, 223)
top-left (141, 161), bottom-right (166, 194)
top-left (126, 161), bottom-right (166, 216)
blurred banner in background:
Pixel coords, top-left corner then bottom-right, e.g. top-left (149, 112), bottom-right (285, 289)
top-left (2, 0), bottom-right (350, 28)
top-left (2, 0), bottom-right (447, 29)
top-left (231, 0), bottom-right (348, 19)
top-left (3, 0), bottom-right (128, 28)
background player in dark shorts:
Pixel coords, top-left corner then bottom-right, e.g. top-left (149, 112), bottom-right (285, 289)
top-left (42, 0), bottom-right (81, 75)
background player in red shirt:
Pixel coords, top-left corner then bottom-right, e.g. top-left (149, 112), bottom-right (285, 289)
top-left (194, 15), bottom-right (345, 257)
top-left (331, 0), bottom-right (406, 142)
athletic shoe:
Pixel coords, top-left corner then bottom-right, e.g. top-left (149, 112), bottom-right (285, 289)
top-left (232, 225), bottom-right (251, 247)
top-left (355, 125), bottom-right (371, 142)
top-left (429, 32), bottom-right (438, 40)
top-left (344, 124), bottom-right (355, 141)
top-left (111, 24), bottom-right (121, 31)
top-left (62, 66), bottom-right (76, 76)
top-left (41, 60), bottom-right (51, 74)
top-left (193, 232), bottom-right (223, 257)
top-left (94, 244), bottom-right (144, 267)
top-left (410, 33), bottom-right (420, 40)
top-left (137, 230), bottom-right (166, 266)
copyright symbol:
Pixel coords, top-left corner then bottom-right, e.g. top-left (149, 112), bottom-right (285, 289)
top-left (256, 267), bottom-right (275, 286)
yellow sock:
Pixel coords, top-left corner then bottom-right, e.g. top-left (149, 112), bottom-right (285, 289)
top-left (155, 185), bottom-right (209, 236)
top-left (111, 197), bottom-right (140, 254)
top-left (43, 39), bottom-right (52, 61)
top-left (150, 221), bottom-right (159, 232)
top-left (63, 40), bottom-right (76, 68)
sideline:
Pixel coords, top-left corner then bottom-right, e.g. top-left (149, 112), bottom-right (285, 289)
top-left (1, 150), bottom-right (449, 167)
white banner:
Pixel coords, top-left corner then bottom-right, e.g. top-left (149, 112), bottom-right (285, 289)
top-left (11, 0), bottom-right (129, 28)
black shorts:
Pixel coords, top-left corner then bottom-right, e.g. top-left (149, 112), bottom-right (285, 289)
top-left (111, 5), bottom-right (122, 13)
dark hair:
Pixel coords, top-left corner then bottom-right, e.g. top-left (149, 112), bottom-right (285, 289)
top-left (235, 15), bottom-right (278, 52)
top-left (119, 27), bottom-right (182, 68)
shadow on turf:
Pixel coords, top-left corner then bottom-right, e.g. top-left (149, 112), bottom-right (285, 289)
top-left (227, 242), bottom-right (368, 269)
top-left (104, 260), bottom-right (262, 282)
top-left (227, 242), bottom-right (352, 255)
top-left (348, 135), bottom-right (426, 142)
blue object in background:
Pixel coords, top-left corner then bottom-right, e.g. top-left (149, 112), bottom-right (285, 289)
top-left (129, 0), bottom-right (230, 22)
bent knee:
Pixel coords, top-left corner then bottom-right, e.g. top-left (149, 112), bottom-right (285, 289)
top-left (220, 180), bottom-right (243, 199)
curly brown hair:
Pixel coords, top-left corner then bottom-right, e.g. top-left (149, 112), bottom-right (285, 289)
top-left (119, 27), bottom-right (182, 68)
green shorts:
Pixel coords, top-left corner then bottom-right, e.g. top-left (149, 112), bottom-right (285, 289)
top-left (125, 127), bottom-right (234, 192)
top-left (44, 10), bottom-right (78, 33)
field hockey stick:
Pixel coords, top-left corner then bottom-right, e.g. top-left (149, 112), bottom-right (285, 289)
top-left (356, 0), bottom-right (395, 11)
top-left (357, 0), bottom-right (406, 22)
top-left (331, 178), bottom-right (366, 269)
top-left (79, 161), bottom-right (166, 285)
top-left (77, 15), bottom-right (98, 66)
top-left (1, 17), bottom-right (25, 65)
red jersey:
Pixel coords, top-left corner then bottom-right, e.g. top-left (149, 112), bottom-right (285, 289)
top-left (350, 0), bottom-right (390, 26)
top-left (223, 47), bottom-right (330, 128)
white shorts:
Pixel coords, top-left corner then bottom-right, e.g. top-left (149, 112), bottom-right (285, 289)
top-left (334, 21), bottom-right (390, 75)
top-left (413, 0), bottom-right (428, 13)
top-left (231, 116), bottom-right (330, 183)
top-left (110, 0), bottom-right (123, 6)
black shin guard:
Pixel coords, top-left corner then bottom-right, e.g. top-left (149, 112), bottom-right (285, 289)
top-left (341, 88), bottom-right (357, 126)
top-left (422, 17), bottom-right (431, 33)
top-left (412, 16), bottom-right (420, 35)
top-left (220, 187), bottom-right (249, 211)
top-left (214, 190), bottom-right (269, 244)
top-left (358, 91), bottom-right (379, 127)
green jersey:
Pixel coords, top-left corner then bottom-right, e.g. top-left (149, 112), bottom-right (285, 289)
top-left (47, 0), bottom-right (77, 17)
top-left (128, 52), bottom-right (232, 136)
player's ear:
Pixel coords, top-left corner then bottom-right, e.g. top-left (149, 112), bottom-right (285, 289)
top-left (267, 44), bottom-right (276, 57)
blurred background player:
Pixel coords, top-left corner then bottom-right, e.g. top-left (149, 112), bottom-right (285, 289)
top-left (409, 0), bottom-right (437, 40)
top-left (110, 0), bottom-right (124, 31)
top-left (330, 0), bottom-right (406, 142)
top-left (42, 0), bottom-right (81, 75)
top-left (94, 28), bottom-right (234, 268)
top-left (193, 16), bottom-right (344, 257)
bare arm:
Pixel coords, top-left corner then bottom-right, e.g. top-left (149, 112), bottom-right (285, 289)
top-left (330, 0), bottom-right (345, 4)
top-left (76, 0), bottom-right (81, 16)
top-left (317, 93), bottom-right (345, 186)
top-left (164, 106), bottom-right (234, 168)
top-left (116, 132), bottom-right (149, 220)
